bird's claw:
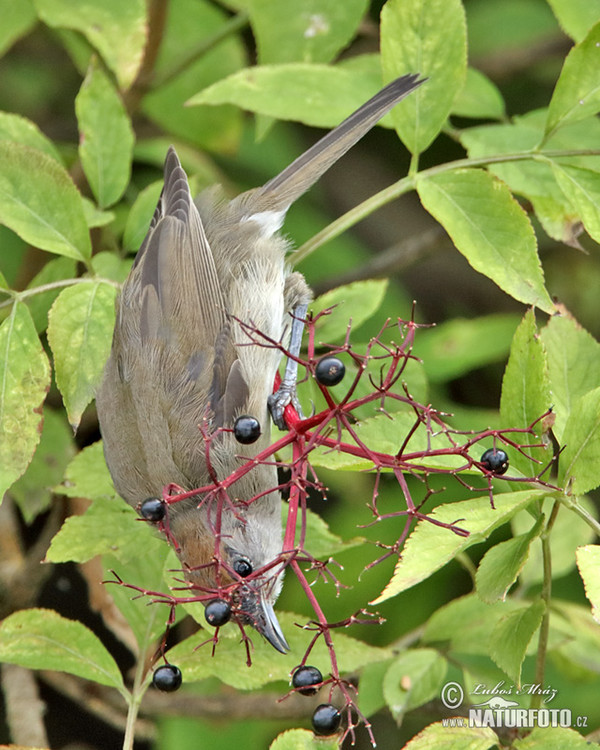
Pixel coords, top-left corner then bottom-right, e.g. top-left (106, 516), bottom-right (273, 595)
top-left (268, 386), bottom-right (303, 430)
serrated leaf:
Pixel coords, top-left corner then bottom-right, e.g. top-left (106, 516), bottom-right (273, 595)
top-left (559, 387), bottom-right (600, 494)
top-left (401, 721), bottom-right (499, 750)
top-left (489, 600), bottom-right (545, 684)
top-left (476, 517), bottom-right (544, 603)
top-left (188, 62), bottom-right (392, 129)
top-left (0, 0), bottom-right (36, 56)
top-left (75, 58), bottom-right (134, 207)
top-left (540, 312), bottom-right (600, 441)
top-left (459, 118), bottom-right (582, 245)
top-left (250, 0), bottom-right (368, 65)
top-left (25, 256), bottom-right (77, 333)
top-left (9, 408), bottom-right (75, 522)
top-left (576, 544), bottom-right (600, 623)
top-left (269, 729), bottom-right (338, 750)
top-left (122, 180), bottom-right (162, 253)
top-left (167, 610), bottom-right (392, 690)
top-left (0, 608), bottom-right (125, 691)
top-left (452, 68), bottom-right (506, 120)
top-left (34, 0), bottom-right (147, 90)
top-left (0, 112), bottom-right (62, 162)
top-left (545, 21), bottom-right (600, 137)
top-left (0, 302), bottom-right (51, 499)
top-left (382, 649), bottom-right (447, 721)
top-left (372, 490), bottom-right (547, 603)
top-left (313, 279), bottom-right (388, 344)
top-left (417, 313), bottom-right (519, 384)
top-left (423, 593), bottom-right (527, 655)
top-left (47, 281), bottom-right (116, 429)
top-left (551, 162), bottom-right (600, 243)
top-left (46, 495), bottom-right (160, 564)
top-left (546, 0), bottom-right (600, 42)
top-left (103, 544), bottom-right (177, 651)
top-left (90, 251), bottom-right (132, 284)
top-left (499, 309), bottom-right (551, 478)
top-left (512, 496), bottom-right (596, 586)
top-left (417, 170), bottom-right (554, 313)
top-left (513, 725), bottom-right (590, 750)
top-left (58, 440), bottom-right (116, 501)
top-left (381, 0), bottom-right (467, 154)
top-left (0, 142), bottom-right (91, 261)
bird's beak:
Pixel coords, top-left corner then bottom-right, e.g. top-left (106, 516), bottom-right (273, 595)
top-left (241, 587), bottom-right (289, 653)
top-left (256, 597), bottom-right (290, 653)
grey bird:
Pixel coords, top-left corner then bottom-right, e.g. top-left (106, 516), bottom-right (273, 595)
top-left (96, 73), bottom-right (424, 653)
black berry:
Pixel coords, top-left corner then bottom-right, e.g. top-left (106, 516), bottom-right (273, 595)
top-left (205, 598), bottom-right (232, 627)
top-left (480, 448), bottom-right (509, 475)
top-left (312, 703), bottom-right (341, 736)
top-left (292, 665), bottom-right (323, 695)
top-left (233, 558), bottom-right (253, 577)
top-left (152, 664), bottom-right (182, 692)
top-left (140, 497), bottom-right (166, 522)
top-left (315, 356), bottom-right (345, 386)
top-left (233, 415), bottom-right (261, 444)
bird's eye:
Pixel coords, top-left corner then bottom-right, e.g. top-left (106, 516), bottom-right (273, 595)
top-left (233, 558), bottom-right (253, 577)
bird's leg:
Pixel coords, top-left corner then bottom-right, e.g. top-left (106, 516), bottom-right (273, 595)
top-left (268, 302), bottom-right (307, 429)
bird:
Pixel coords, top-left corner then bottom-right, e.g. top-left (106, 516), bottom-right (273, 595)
top-left (96, 73), bottom-right (424, 653)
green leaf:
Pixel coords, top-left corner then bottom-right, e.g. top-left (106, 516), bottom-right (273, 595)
top-left (250, 0), bottom-right (368, 65)
top-left (401, 722), bottom-right (499, 750)
top-left (300, 507), bottom-right (366, 558)
top-left (512, 496), bottom-right (596, 586)
top-left (372, 490), bottom-right (547, 603)
top-left (188, 61), bottom-right (395, 130)
top-left (576, 544), bottom-right (600, 623)
top-left (9, 408), bottom-right (75, 522)
top-left (476, 517), bottom-right (544, 603)
top-left (417, 313), bottom-right (519, 384)
top-left (103, 545), bottom-right (177, 651)
top-left (0, 0), bottom-right (36, 56)
top-left (46, 495), bottom-right (160, 564)
top-left (269, 729), bottom-right (338, 750)
top-left (142, 0), bottom-right (244, 153)
top-left (0, 111), bottom-right (62, 162)
top-left (560, 386), bottom-right (600, 494)
top-left (417, 170), bottom-right (554, 313)
top-left (499, 309), bottom-right (551, 478)
top-left (545, 21), bottom-right (600, 137)
top-left (452, 68), bottom-right (506, 120)
top-left (75, 58), bottom-right (134, 207)
top-left (550, 600), bottom-right (600, 674)
top-left (33, 0), bottom-right (147, 90)
top-left (540, 312), bottom-right (600, 441)
top-left (47, 281), bottom-right (116, 429)
top-left (0, 608), bottom-right (125, 690)
top-left (57, 440), bottom-right (116, 501)
top-left (357, 658), bottom-right (394, 718)
top-left (167, 611), bottom-right (392, 690)
top-left (551, 162), bottom-right (600, 244)
top-left (25, 256), bottom-right (77, 333)
top-left (82, 197), bottom-right (115, 228)
top-left (0, 142), bottom-right (91, 261)
top-left (546, 0), bottom-right (600, 42)
top-left (123, 180), bottom-right (162, 253)
top-left (313, 279), bottom-right (388, 345)
top-left (90, 251), bottom-right (132, 284)
top-left (489, 600), bottom-right (545, 684)
top-left (0, 302), bottom-right (51, 500)
top-left (380, 0), bottom-right (467, 154)
top-left (423, 593), bottom-right (528, 655)
top-left (382, 649), bottom-right (447, 721)
top-left (513, 725), bottom-right (590, 750)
